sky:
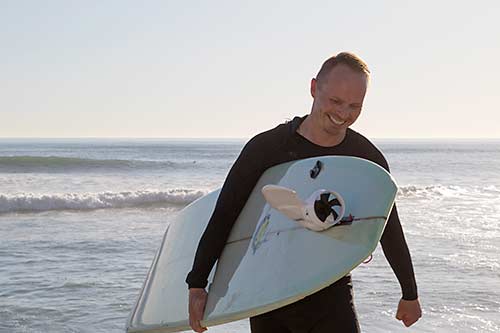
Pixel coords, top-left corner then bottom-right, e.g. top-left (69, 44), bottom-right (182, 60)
top-left (1, 0), bottom-right (499, 139)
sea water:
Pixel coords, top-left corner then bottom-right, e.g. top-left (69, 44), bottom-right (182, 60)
top-left (1, 138), bottom-right (499, 332)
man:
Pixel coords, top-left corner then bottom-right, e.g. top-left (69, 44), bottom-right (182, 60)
top-left (186, 52), bottom-right (422, 332)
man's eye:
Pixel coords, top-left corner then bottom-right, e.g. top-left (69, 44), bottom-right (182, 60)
top-left (330, 99), bottom-right (340, 104)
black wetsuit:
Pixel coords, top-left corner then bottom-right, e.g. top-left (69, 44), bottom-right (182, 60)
top-left (186, 115), bottom-right (418, 332)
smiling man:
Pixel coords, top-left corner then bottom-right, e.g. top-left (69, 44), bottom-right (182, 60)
top-left (297, 56), bottom-right (367, 147)
top-left (186, 52), bottom-right (422, 332)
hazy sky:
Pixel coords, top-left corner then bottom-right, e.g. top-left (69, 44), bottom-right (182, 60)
top-left (1, 0), bottom-right (499, 138)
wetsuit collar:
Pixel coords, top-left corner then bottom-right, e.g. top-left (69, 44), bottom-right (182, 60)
top-left (288, 115), bottom-right (308, 136)
top-left (288, 114), bottom-right (352, 148)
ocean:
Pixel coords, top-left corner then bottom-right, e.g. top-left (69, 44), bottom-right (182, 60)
top-left (1, 138), bottom-right (499, 332)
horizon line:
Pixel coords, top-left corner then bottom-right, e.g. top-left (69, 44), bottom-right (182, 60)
top-left (1, 137), bottom-right (500, 141)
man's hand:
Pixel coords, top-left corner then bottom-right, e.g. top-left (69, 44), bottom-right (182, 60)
top-left (396, 298), bottom-right (422, 327)
top-left (189, 288), bottom-right (208, 332)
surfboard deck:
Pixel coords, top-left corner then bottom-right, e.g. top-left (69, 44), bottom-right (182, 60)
top-left (127, 156), bottom-right (398, 333)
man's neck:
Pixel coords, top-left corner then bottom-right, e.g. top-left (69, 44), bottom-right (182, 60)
top-left (297, 115), bottom-right (346, 147)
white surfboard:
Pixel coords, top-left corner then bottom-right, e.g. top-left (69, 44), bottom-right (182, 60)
top-left (127, 156), bottom-right (398, 333)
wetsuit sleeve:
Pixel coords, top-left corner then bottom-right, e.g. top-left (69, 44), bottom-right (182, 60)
top-left (380, 204), bottom-right (418, 300)
top-left (375, 156), bottom-right (418, 300)
top-left (185, 137), bottom-right (266, 289)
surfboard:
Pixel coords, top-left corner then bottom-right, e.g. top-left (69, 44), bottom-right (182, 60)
top-left (127, 156), bottom-right (398, 333)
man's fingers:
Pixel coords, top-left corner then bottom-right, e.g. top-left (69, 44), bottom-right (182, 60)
top-left (189, 319), bottom-right (207, 333)
top-left (189, 311), bottom-right (207, 332)
top-left (403, 316), bottom-right (418, 327)
top-left (189, 314), bottom-right (207, 332)
top-left (397, 312), bottom-right (420, 327)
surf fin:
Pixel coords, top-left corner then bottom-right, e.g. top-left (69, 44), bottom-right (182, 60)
top-left (261, 184), bottom-right (304, 220)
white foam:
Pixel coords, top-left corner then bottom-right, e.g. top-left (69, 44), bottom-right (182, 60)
top-left (0, 189), bottom-right (206, 214)
top-left (397, 184), bottom-right (484, 199)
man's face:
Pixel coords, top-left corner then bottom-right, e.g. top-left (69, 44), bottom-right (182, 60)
top-left (310, 64), bottom-right (368, 137)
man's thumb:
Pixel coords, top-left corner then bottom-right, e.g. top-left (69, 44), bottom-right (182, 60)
top-left (395, 311), bottom-right (403, 320)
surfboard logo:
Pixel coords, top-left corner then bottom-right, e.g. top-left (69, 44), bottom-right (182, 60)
top-left (251, 212), bottom-right (271, 254)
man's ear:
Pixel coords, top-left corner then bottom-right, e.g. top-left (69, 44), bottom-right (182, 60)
top-left (310, 78), bottom-right (317, 98)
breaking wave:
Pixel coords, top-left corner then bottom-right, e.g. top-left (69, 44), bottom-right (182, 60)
top-left (397, 184), bottom-right (500, 199)
top-left (0, 189), bottom-right (206, 214)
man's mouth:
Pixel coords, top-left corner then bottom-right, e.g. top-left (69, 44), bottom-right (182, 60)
top-left (328, 114), bottom-right (346, 126)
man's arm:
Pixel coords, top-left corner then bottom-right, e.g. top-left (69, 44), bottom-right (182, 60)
top-left (361, 140), bottom-right (422, 327)
top-left (186, 136), bottom-right (266, 288)
top-left (186, 128), bottom-right (281, 332)
top-left (361, 140), bottom-right (418, 300)
top-left (380, 205), bottom-right (422, 327)
top-left (186, 137), bottom-right (267, 332)
top-left (380, 204), bottom-right (418, 300)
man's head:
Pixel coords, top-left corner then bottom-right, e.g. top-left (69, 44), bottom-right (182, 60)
top-left (309, 52), bottom-right (370, 139)
top-left (315, 52), bottom-right (370, 87)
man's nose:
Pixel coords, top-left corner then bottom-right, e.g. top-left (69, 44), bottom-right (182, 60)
top-left (336, 105), bottom-right (350, 119)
